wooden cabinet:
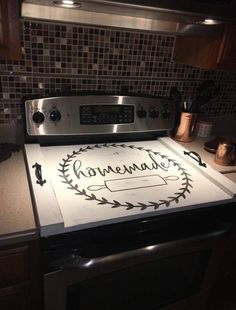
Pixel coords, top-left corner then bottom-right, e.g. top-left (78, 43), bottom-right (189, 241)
top-left (0, 283), bottom-right (30, 310)
top-left (0, 240), bottom-right (41, 310)
top-left (0, 0), bottom-right (21, 60)
top-left (0, 246), bottom-right (29, 287)
top-left (173, 23), bottom-right (236, 70)
top-left (217, 24), bottom-right (236, 69)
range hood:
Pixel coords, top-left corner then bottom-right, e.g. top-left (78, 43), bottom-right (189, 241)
top-left (21, 0), bottom-right (236, 36)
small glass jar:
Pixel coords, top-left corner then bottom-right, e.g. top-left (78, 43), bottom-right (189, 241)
top-left (197, 121), bottom-right (213, 138)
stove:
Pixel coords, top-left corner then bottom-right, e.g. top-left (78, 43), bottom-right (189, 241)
top-left (24, 95), bottom-right (236, 237)
top-left (24, 95), bottom-right (236, 310)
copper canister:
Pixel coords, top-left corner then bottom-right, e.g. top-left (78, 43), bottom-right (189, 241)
top-left (214, 142), bottom-right (235, 166)
top-left (173, 112), bottom-right (199, 142)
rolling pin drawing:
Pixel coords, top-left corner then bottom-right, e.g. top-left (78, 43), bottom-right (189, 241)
top-left (87, 174), bottom-right (179, 192)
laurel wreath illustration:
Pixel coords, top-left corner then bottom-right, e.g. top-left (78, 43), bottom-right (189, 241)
top-left (58, 144), bottom-right (193, 210)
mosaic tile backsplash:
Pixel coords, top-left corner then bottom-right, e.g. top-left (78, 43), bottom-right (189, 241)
top-left (0, 19), bottom-right (236, 124)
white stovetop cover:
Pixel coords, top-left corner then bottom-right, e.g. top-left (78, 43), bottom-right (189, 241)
top-left (27, 138), bottom-right (235, 235)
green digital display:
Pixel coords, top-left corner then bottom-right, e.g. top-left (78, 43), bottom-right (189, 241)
top-left (80, 105), bottom-right (134, 124)
top-left (92, 105), bottom-right (123, 115)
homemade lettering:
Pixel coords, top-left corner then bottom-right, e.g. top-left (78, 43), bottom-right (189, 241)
top-left (73, 152), bottom-right (170, 180)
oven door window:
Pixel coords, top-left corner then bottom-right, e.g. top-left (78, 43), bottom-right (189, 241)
top-left (66, 249), bottom-right (210, 310)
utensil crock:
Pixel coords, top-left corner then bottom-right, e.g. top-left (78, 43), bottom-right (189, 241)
top-left (173, 112), bottom-right (199, 143)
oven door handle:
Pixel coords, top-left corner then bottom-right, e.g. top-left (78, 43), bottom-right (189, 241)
top-left (52, 226), bottom-right (229, 271)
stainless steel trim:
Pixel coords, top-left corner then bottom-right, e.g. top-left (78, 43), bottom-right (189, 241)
top-left (25, 95), bottom-right (175, 136)
top-left (21, 3), bottom-right (182, 33)
top-left (21, 1), bottom-right (225, 36)
top-left (43, 225), bottom-right (228, 310)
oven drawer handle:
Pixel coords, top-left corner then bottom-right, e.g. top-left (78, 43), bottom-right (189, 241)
top-left (52, 227), bottom-right (228, 270)
top-left (183, 150), bottom-right (207, 168)
top-left (32, 162), bottom-right (46, 186)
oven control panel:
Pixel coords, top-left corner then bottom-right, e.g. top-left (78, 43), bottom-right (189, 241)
top-left (25, 95), bottom-right (175, 136)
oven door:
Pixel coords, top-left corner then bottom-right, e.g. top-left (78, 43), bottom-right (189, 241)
top-left (44, 225), bottom-right (228, 310)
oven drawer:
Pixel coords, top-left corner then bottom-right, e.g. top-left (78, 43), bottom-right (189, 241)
top-left (44, 227), bottom-right (228, 310)
top-left (67, 249), bottom-right (210, 310)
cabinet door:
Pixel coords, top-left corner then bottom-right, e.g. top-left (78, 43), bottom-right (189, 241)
top-left (217, 24), bottom-right (236, 69)
top-left (173, 24), bottom-right (236, 70)
top-left (0, 0), bottom-right (21, 60)
top-left (173, 36), bottom-right (221, 69)
top-left (0, 283), bottom-right (30, 310)
top-left (0, 246), bottom-right (29, 288)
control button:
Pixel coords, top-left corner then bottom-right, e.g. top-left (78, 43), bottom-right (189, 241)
top-left (162, 110), bottom-right (170, 119)
top-left (149, 110), bottom-right (159, 119)
top-left (137, 108), bottom-right (147, 119)
top-left (50, 110), bottom-right (61, 122)
top-left (32, 111), bottom-right (45, 124)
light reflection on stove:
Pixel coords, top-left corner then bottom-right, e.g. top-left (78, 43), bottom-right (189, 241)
top-left (37, 99), bottom-right (46, 135)
top-left (83, 259), bottom-right (94, 267)
top-left (118, 96), bottom-right (123, 105)
top-left (113, 124), bottom-right (118, 133)
top-left (146, 245), bottom-right (155, 251)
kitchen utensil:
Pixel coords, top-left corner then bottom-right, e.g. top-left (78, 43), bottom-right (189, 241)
top-left (170, 87), bottom-right (182, 135)
top-left (173, 112), bottom-right (198, 142)
top-left (188, 80), bottom-right (219, 113)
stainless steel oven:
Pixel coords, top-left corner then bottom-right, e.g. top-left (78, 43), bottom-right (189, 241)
top-left (43, 207), bottom-right (232, 310)
top-left (23, 95), bottom-right (236, 310)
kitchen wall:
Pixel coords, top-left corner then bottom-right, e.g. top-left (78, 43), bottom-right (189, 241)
top-left (0, 19), bottom-right (236, 124)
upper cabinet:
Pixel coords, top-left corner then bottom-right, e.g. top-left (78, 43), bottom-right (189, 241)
top-left (217, 24), bottom-right (236, 69)
top-left (0, 0), bottom-right (21, 60)
top-left (173, 23), bottom-right (236, 70)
